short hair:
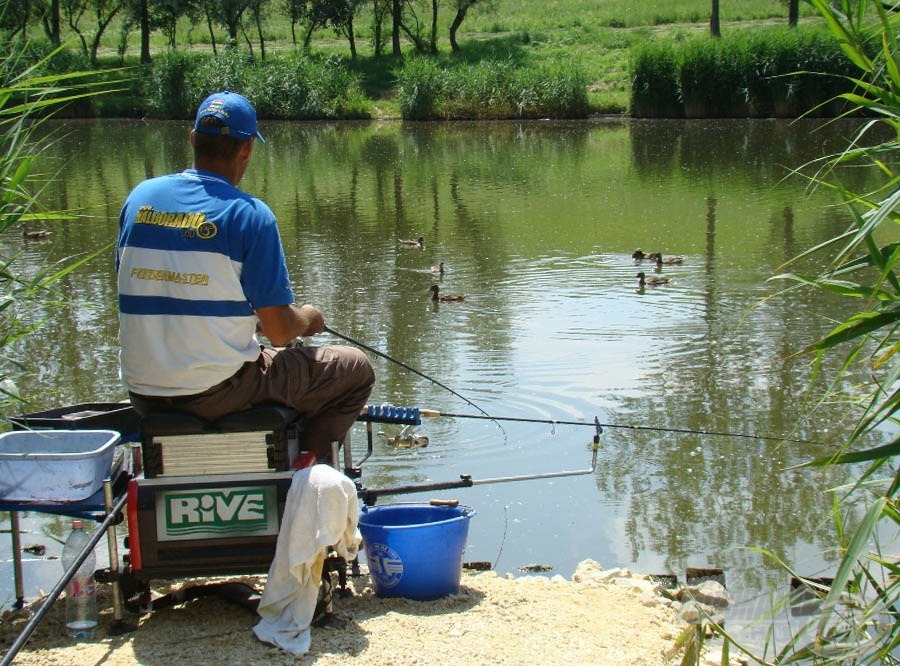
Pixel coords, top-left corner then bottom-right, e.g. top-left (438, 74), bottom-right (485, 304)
top-left (193, 116), bottom-right (248, 161)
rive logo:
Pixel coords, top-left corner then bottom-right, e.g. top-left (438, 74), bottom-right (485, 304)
top-left (157, 485), bottom-right (279, 541)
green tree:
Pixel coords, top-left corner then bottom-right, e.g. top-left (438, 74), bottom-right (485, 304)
top-left (40, 0), bottom-right (63, 45)
top-left (0, 0), bottom-right (34, 39)
top-left (202, 0), bottom-right (251, 45)
top-left (302, 0), bottom-right (363, 57)
top-left (283, 0), bottom-right (305, 44)
top-left (448, 0), bottom-right (488, 52)
top-left (60, 0), bottom-right (89, 55)
top-left (88, 0), bottom-right (126, 64)
top-left (247, 0), bottom-right (269, 59)
top-left (391, 0), bottom-right (400, 56)
top-left (370, 0), bottom-right (389, 56)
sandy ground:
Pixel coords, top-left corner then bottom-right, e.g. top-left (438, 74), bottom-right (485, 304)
top-left (0, 560), bottom-right (700, 666)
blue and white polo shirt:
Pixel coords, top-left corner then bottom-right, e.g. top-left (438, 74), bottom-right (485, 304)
top-left (117, 168), bottom-right (293, 396)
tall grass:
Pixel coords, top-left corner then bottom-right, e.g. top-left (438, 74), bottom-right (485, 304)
top-left (630, 27), bottom-right (856, 118)
top-left (396, 56), bottom-right (588, 120)
top-left (147, 49), bottom-right (370, 120)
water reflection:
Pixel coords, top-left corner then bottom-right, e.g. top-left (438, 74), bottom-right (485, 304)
top-left (0, 118), bottom-right (893, 608)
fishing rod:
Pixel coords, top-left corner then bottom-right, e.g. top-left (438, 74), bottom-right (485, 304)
top-left (417, 408), bottom-right (817, 444)
top-left (323, 326), bottom-right (505, 436)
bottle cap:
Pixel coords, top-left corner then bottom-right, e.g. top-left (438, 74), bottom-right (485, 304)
top-left (72, 519), bottom-right (84, 529)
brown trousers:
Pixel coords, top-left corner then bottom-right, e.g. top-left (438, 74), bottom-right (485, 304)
top-left (129, 344), bottom-right (375, 460)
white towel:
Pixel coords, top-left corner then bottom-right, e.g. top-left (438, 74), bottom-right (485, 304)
top-left (252, 464), bottom-right (361, 655)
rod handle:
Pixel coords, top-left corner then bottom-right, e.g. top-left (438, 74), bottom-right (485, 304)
top-left (420, 408), bottom-right (442, 417)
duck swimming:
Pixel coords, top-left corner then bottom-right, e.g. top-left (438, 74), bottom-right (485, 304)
top-left (431, 262), bottom-right (445, 275)
top-left (632, 249), bottom-right (661, 262)
top-left (636, 271), bottom-right (670, 287)
top-left (23, 228), bottom-right (52, 240)
top-left (429, 284), bottom-right (466, 302)
top-left (655, 254), bottom-right (684, 266)
top-left (399, 235), bottom-right (425, 248)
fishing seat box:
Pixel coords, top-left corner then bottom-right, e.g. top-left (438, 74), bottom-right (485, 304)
top-left (138, 404), bottom-right (302, 478)
top-left (126, 405), bottom-right (302, 578)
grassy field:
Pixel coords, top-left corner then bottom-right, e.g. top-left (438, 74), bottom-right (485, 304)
top-left (64, 0), bottom-right (822, 115)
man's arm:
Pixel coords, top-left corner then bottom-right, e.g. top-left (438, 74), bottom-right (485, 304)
top-left (256, 303), bottom-right (325, 346)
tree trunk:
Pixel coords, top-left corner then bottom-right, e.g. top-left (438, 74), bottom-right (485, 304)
top-left (450, 5), bottom-right (467, 51)
top-left (400, 20), bottom-right (426, 53)
top-left (50, 0), bottom-right (61, 45)
top-left (90, 3), bottom-right (123, 66)
top-left (788, 0), bottom-right (799, 28)
top-left (139, 0), bottom-right (151, 64)
top-left (205, 11), bottom-right (218, 54)
top-left (710, 0), bottom-right (720, 38)
top-left (392, 0), bottom-right (401, 57)
top-left (373, 0), bottom-right (385, 56)
top-left (255, 10), bottom-right (265, 59)
top-left (346, 16), bottom-right (357, 58)
top-left (429, 0), bottom-right (437, 54)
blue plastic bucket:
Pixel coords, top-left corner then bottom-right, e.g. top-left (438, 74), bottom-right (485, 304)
top-left (359, 502), bottom-right (475, 600)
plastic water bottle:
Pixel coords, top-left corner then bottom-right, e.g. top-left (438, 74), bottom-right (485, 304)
top-left (61, 519), bottom-right (98, 638)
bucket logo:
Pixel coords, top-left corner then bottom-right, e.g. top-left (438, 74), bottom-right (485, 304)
top-left (156, 485), bottom-right (279, 541)
top-left (366, 542), bottom-right (404, 588)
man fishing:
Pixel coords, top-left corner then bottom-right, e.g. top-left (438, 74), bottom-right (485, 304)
top-left (116, 90), bottom-right (374, 464)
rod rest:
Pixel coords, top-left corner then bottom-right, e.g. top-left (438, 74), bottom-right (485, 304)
top-left (139, 404), bottom-right (302, 478)
top-left (358, 404), bottom-right (421, 425)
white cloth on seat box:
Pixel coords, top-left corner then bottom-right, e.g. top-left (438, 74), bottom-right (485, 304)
top-left (252, 464), bottom-right (360, 655)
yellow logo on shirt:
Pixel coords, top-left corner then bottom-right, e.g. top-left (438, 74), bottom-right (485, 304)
top-left (136, 206), bottom-right (218, 239)
top-left (130, 267), bottom-right (210, 286)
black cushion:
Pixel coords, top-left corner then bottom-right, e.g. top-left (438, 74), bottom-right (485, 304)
top-left (141, 404), bottom-right (300, 437)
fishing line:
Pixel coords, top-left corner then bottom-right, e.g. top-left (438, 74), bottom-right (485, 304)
top-left (323, 325), bottom-right (507, 438)
top-left (419, 409), bottom-right (818, 445)
top-left (324, 327), bottom-right (813, 445)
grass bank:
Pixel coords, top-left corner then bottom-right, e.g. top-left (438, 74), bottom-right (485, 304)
top-left (5, 1), bottom-right (839, 119)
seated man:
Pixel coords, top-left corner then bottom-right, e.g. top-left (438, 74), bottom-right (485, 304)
top-left (117, 90), bottom-right (374, 463)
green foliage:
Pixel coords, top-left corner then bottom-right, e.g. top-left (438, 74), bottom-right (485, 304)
top-left (147, 49), bottom-right (370, 120)
top-left (248, 53), bottom-right (370, 120)
top-left (629, 41), bottom-right (682, 118)
top-left (396, 56), bottom-right (588, 120)
top-left (147, 51), bottom-right (196, 118)
top-left (630, 27), bottom-right (856, 119)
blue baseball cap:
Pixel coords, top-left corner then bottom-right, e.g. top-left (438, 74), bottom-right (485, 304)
top-left (193, 91), bottom-right (265, 143)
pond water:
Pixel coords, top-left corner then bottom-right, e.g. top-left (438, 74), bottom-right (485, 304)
top-left (1, 118), bottom-right (895, 640)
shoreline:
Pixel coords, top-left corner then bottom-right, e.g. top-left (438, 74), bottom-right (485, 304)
top-left (0, 560), bottom-right (714, 665)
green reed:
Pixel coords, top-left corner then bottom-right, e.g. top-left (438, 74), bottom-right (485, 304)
top-left (147, 49), bottom-right (370, 120)
top-left (396, 56), bottom-right (588, 120)
top-left (630, 27), bottom-right (855, 118)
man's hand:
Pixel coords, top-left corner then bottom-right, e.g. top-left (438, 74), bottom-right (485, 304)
top-left (256, 303), bottom-right (324, 346)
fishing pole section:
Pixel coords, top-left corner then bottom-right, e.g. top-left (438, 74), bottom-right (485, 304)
top-left (346, 405), bottom-right (602, 506)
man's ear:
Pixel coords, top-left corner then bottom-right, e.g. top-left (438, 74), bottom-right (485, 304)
top-left (189, 129), bottom-right (196, 148)
top-left (241, 138), bottom-right (254, 161)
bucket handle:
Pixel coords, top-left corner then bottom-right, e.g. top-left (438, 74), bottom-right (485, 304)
top-left (429, 499), bottom-right (459, 507)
